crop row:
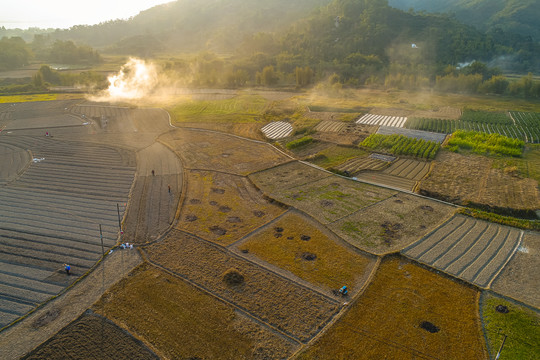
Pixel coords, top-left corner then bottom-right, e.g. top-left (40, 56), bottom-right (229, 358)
top-left (261, 121), bottom-right (293, 139)
top-left (405, 112), bottom-right (540, 143)
top-left (446, 130), bottom-right (524, 157)
top-left (360, 134), bottom-right (440, 159)
top-left (356, 114), bottom-right (407, 128)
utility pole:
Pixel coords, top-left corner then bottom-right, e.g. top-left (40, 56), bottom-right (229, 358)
top-left (495, 334), bottom-right (507, 360)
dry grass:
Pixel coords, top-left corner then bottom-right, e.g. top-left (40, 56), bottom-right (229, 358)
top-left (159, 128), bottom-right (290, 175)
top-left (238, 211), bottom-right (376, 292)
top-left (331, 192), bottom-right (455, 254)
top-left (144, 230), bottom-right (339, 342)
top-left (180, 170), bottom-right (286, 245)
top-left (93, 264), bottom-right (296, 360)
top-left (419, 151), bottom-right (540, 212)
top-left (298, 256), bottom-right (488, 360)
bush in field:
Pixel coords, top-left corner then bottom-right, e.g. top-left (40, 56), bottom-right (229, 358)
top-left (286, 136), bottom-right (314, 149)
top-left (360, 134), bottom-right (439, 159)
top-left (447, 130), bottom-right (524, 157)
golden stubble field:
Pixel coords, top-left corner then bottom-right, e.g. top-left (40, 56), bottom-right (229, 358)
top-left (297, 256), bottom-right (488, 359)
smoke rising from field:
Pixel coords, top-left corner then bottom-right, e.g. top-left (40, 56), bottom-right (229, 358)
top-left (90, 58), bottom-right (160, 102)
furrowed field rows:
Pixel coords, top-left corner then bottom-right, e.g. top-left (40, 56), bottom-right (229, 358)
top-left (402, 215), bottom-right (522, 288)
top-left (0, 135), bottom-right (135, 328)
top-left (354, 172), bottom-right (417, 191)
top-left (315, 121), bottom-right (347, 133)
top-left (382, 159), bottom-right (430, 181)
top-left (261, 121), bottom-right (293, 139)
top-left (356, 114), bottom-right (407, 128)
top-left (335, 157), bottom-right (389, 175)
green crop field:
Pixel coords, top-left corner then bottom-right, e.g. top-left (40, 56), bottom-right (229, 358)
top-left (360, 133), bottom-right (440, 159)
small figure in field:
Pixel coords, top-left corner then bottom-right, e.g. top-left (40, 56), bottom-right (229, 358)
top-left (151, 170), bottom-right (155, 176)
top-left (45, 131), bottom-right (49, 136)
top-left (338, 285), bottom-right (348, 296)
top-left (64, 263), bottom-right (71, 275)
top-left (168, 184), bottom-right (171, 193)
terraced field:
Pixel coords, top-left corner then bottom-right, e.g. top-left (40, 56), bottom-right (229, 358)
top-left (356, 113), bottom-right (407, 128)
top-left (335, 156), bottom-right (389, 175)
top-left (402, 215), bottom-right (522, 288)
top-left (0, 136), bottom-right (134, 328)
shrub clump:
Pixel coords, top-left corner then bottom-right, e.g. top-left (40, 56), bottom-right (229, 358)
top-left (222, 268), bottom-right (245, 286)
top-left (286, 136), bottom-right (314, 149)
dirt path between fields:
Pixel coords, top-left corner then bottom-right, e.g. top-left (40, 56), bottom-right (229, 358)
top-left (0, 249), bottom-right (142, 360)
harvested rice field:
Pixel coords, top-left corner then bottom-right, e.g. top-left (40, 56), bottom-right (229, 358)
top-left (22, 312), bottom-right (159, 360)
top-left (144, 230), bottom-right (339, 342)
top-left (297, 256), bottom-right (488, 360)
top-left (481, 293), bottom-right (540, 360)
top-left (419, 151), bottom-right (540, 213)
top-left (159, 128), bottom-right (290, 175)
top-left (491, 231), bottom-right (540, 308)
top-left (236, 211), bottom-right (377, 294)
top-left (93, 264), bottom-right (296, 360)
top-left (179, 170), bottom-right (286, 245)
top-left (402, 215), bottom-right (522, 288)
top-left (331, 192), bottom-right (456, 254)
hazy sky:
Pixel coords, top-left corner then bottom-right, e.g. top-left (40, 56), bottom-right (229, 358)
top-left (1, 0), bottom-right (173, 29)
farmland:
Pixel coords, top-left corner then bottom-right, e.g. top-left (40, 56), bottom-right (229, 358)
top-left (402, 214), bottom-right (522, 288)
top-left (297, 256), bottom-right (488, 360)
top-left (356, 113), bottom-right (407, 127)
top-left (491, 231), bottom-right (540, 308)
top-left (179, 170), bottom-right (286, 245)
top-left (143, 230), bottom-right (339, 342)
top-left (481, 294), bottom-right (540, 360)
top-left (236, 211), bottom-right (377, 293)
top-left (419, 151), bottom-right (540, 214)
top-left (22, 312), bottom-right (159, 360)
top-left (94, 264), bottom-right (296, 360)
top-left (360, 133), bottom-right (440, 159)
top-left (331, 192), bottom-right (455, 254)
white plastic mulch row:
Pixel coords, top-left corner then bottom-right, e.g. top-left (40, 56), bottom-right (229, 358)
top-left (356, 114), bottom-right (407, 128)
top-left (261, 121), bottom-right (293, 139)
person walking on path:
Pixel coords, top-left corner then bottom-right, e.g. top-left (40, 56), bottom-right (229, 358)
top-left (168, 184), bottom-right (171, 193)
top-left (64, 264), bottom-right (71, 275)
top-left (151, 170), bottom-right (155, 176)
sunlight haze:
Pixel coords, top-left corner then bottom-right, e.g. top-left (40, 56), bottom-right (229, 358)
top-left (1, 0), bottom-right (172, 29)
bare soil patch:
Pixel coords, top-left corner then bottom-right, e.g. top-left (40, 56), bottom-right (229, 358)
top-left (331, 192), bottom-right (455, 254)
top-left (23, 312), bottom-right (159, 360)
top-left (159, 128), bottom-right (289, 175)
top-left (491, 231), bottom-right (540, 308)
top-left (419, 151), bottom-right (540, 213)
top-left (297, 256), bottom-right (487, 360)
top-left (179, 170), bottom-right (286, 245)
top-left (94, 264), bottom-right (296, 360)
top-left (237, 211), bottom-right (376, 292)
top-left (144, 230), bottom-right (339, 341)
top-left (174, 122), bottom-right (264, 140)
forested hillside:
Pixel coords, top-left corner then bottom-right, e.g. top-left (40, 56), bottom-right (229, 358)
top-left (389, 0), bottom-right (540, 42)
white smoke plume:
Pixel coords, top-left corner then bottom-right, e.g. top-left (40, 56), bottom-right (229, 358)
top-left (90, 58), bottom-right (160, 102)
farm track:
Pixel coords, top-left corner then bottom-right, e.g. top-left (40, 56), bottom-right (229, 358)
top-left (402, 215), bottom-right (522, 288)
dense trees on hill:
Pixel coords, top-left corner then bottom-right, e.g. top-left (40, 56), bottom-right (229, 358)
top-left (0, 37), bottom-right (32, 70)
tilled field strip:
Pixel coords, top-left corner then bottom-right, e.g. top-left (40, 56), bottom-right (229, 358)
top-left (261, 121), bottom-right (293, 139)
top-left (0, 135), bottom-right (135, 328)
top-left (315, 121), bottom-right (347, 133)
top-left (402, 215), bottom-right (523, 288)
top-left (383, 159), bottom-right (431, 181)
top-left (356, 114), bottom-right (407, 128)
top-left (336, 157), bottom-right (389, 174)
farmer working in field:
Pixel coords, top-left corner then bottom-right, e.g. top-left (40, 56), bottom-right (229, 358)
top-left (64, 264), bottom-right (71, 275)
